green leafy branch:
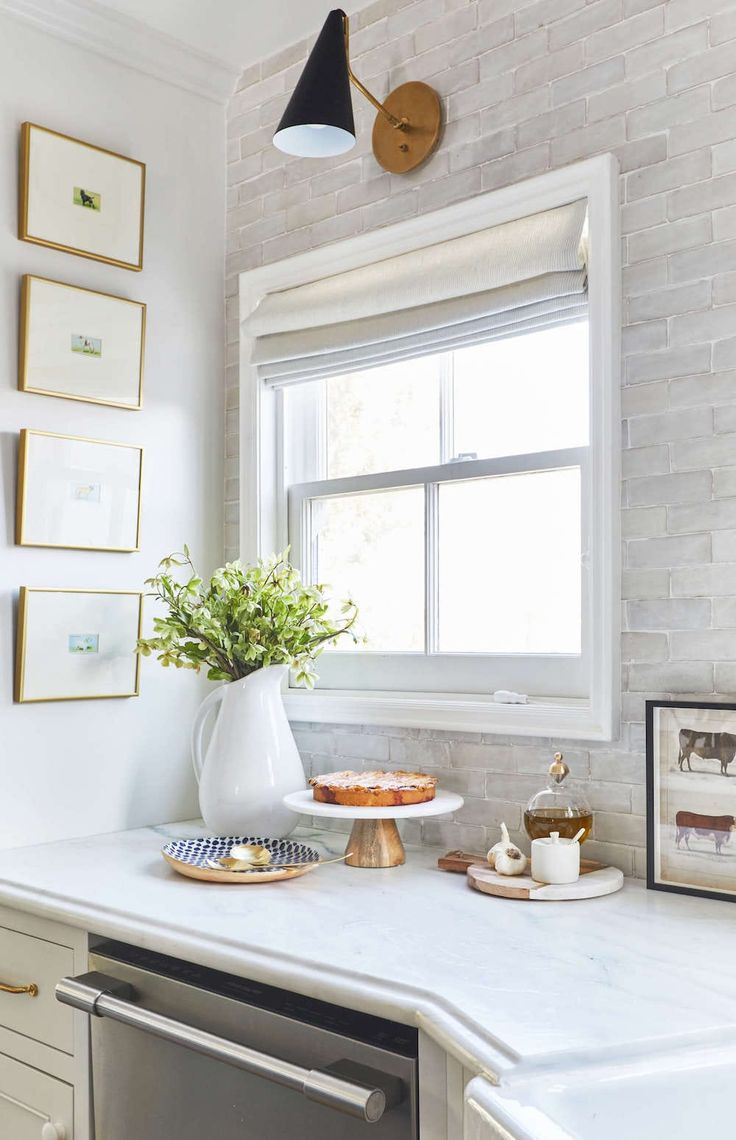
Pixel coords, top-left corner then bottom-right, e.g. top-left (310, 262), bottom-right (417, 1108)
top-left (136, 546), bottom-right (360, 687)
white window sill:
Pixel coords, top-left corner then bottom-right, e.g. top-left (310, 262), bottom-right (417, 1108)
top-left (283, 688), bottom-right (615, 741)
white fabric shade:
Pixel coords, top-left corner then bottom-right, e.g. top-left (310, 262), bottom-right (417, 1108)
top-left (246, 199), bottom-right (588, 387)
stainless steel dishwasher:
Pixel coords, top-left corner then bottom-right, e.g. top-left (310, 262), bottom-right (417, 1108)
top-left (57, 940), bottom-right (418, 1140)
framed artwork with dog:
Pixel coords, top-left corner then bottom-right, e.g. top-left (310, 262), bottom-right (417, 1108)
top-left (647, 700), bottom-right (736, 902)
top-left (19, 123), bottom-right (145, 271)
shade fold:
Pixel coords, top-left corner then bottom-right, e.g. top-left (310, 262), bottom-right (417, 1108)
top-left (246, 199), bottom-right (589, 387)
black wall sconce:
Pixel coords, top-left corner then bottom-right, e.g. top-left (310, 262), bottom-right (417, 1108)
top-left (273, 8), bottom-right (442, 174)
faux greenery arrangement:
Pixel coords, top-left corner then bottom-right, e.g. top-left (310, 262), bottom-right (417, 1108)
top-left (136, 547), bottom-right (359, 688)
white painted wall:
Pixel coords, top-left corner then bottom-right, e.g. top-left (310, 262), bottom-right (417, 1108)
top-left (0, 15), bottom-right (225, 848)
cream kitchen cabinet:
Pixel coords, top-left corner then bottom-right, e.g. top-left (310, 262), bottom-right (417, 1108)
top-left (0, 1051), bottom-right (73, 1140)
top-left (0, 906), bottom-right (91, 1140)
top-left (418, 1034), bottom-right (496, 1140)
top-left (417, 1039), bottom-right (524, 1140)
top-left (464, 1078), bottom-right (522, 1140)
top-left (464, 1097), bottom-right (509, 1140)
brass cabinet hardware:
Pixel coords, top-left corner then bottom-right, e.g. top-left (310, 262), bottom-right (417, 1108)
top-left (0, 980), bottom-right (38, 996)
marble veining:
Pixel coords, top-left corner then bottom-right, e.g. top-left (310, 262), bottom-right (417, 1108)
top-left (0, 821), bottom-right (735, 1088)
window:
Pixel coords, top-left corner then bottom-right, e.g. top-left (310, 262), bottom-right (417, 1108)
top-left (240, 157), bottom-right (620, 738)
top-left (286, 319), bottom-right (588, 698)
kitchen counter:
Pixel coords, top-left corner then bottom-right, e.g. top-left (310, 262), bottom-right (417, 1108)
top-left (0, 820), bottom-right (734, 1096)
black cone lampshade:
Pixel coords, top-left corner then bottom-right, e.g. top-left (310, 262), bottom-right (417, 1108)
top-left (273, 9), bottom-right (356, 158)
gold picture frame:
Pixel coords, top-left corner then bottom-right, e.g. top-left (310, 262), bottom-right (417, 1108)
top-left (15, 588), bottom-right (143, 703)
top-left (16, 429), bottom-right (144, 553)
top-left (19, 275), bottom-right (146, 409)
top-left (19, 122), bottom-right (146, 271)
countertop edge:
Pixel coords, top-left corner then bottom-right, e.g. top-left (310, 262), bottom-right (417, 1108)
top-left (0, 877), bottom-right (518, 1081)
top-left (1, 874), bottom-right (730, 1094)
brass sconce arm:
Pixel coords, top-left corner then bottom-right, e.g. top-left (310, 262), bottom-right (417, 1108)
top-left (342, 15), bottom-right (406, 130)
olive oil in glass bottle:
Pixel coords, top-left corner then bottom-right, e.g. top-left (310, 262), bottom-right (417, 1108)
top-left (524, 752), bottom-right (593, 843)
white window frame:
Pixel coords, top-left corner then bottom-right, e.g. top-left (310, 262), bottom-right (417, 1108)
top-left (288, 446), bottom-right (589, 697)
top-left (239, 155), bottom-right (621, 740)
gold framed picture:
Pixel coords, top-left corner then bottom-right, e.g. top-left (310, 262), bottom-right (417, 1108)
top-left (19, 122), bottom-right (145, 271)
top-left (19, 275), bottom-right (145, 409)
top-left (15, 588), bottom-right (143, 703)
top-left (16, 429), bottom-right (143, 552)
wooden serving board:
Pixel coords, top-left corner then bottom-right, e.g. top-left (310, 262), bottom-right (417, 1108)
top-left (438, 849), bottom-right (607, 876)
top-left (438, 850), bottom-right (490, 873)
top-left (467, 862), bottom-right (624, 901)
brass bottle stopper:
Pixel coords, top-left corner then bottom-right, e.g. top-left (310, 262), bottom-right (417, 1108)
top-left (548, 752), bottom-right (570, 784)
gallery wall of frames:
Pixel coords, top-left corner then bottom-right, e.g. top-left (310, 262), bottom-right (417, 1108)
top-left (14, 123), bottom-right (147, 704)
top-left (0, 11), bottom-right (225, 850)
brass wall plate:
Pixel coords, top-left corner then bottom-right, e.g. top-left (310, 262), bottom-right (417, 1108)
top-left (372, 81), bottom-right (442, 174)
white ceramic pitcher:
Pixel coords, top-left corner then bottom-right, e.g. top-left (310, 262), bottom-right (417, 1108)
top-left (191, 664), bottom-right (306, 837)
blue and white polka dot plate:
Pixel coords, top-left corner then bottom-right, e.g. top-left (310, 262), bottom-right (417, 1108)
top-left (162, 835), bottom-right (321, 884)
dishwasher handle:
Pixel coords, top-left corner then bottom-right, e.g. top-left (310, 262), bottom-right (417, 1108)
top-left (56, 972), bottom-right (394, 1123)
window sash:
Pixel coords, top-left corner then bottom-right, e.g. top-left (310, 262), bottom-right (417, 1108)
top-left (287, 447), bottom-right (589, 698)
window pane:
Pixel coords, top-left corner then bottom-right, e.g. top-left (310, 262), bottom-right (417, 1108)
top-left (452, 322), bottom-right (589, 460)
top-left (326, 358), bottom-right (440, 478)
top-left (438, 468), bottom-right (581, 654)
top-left (311, 487), bottom-right (425, 652)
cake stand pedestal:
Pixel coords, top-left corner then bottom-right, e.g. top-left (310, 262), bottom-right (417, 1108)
top-left (282, 789), bottom-right (464, 868)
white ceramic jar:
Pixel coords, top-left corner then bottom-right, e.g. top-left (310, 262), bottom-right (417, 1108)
top-left (531, 830), bottom-right (580, 884)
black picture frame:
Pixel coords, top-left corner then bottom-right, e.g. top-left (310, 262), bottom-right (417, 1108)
top-left (646, 699), bottom-right (736, 903)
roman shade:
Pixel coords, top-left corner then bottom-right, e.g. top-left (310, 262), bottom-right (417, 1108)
top-left (246, 199), bottom-right (588, 387)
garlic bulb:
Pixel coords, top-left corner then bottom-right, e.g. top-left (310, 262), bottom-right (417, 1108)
top-left (487, 822), bottom-right (512, 867)
top-left (487, 823), bottom-right (528, 876)
top-left (494, 845), bottom-right (528, 876)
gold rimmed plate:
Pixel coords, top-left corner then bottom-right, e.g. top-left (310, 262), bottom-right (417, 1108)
top-left (162, 835), bottom-right (321, 884)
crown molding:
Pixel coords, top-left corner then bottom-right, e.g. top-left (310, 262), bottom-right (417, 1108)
top-left (0, 0), bottom-right (241, 103)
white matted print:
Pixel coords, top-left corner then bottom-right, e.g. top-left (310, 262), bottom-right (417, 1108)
top-left (20, 276), bottom-right (145, 409)
top-left (20, 123), bottom-right (145, 270)
top-left (647, 701), bottom-right (736, 902)
top-left (15, 589), bottom-right (143, 703)
top-left (17, 430), bottom-right (143, 552)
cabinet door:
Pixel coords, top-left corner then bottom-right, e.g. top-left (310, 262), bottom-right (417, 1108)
top-left (465, 1098), bottom-right (508, 1140)
top-left (464, 1079), bottom-right (517, 1140)
top-left (0, 1051), bottom-right (73, 1139)
top-left (0, 924), bottom-right (75, 1053)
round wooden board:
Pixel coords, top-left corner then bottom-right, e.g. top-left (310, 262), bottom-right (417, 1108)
top-left (467, 862), bottom-right (624, 901)
top-left (162, 853), bottom-right (315, 885)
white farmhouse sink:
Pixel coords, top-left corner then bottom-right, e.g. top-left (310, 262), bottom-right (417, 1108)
top-left (466, 1041), bottom-right (736, 1140)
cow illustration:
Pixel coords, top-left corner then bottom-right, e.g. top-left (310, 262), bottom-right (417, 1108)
top-left (675, 811), bottom-right (736, 855)
top-left (677, 730), bottom-right (736, 776)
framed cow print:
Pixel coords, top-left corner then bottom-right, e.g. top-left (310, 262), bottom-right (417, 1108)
top-left (647, 700), bottom-right (736, 902)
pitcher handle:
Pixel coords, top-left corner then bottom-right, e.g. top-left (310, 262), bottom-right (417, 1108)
top-left (191, 685), bottom-right (226, 784)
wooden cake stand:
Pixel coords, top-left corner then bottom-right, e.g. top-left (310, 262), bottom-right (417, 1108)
top-left (283, 789), bottom-right (464, 868)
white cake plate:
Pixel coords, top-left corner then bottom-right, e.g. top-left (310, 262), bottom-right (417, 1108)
top-left (283, 789), bottom-right (464, 869)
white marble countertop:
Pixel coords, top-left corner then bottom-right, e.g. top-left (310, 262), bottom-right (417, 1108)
top-left (0, 821), bottom-right (735, 1092)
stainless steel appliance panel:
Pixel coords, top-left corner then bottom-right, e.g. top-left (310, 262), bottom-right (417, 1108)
top-left (62, 942), bottom-right (418, 1140)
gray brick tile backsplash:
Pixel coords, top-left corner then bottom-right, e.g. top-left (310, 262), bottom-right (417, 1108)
top-left (223, 0), bottom-right (736, 878)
